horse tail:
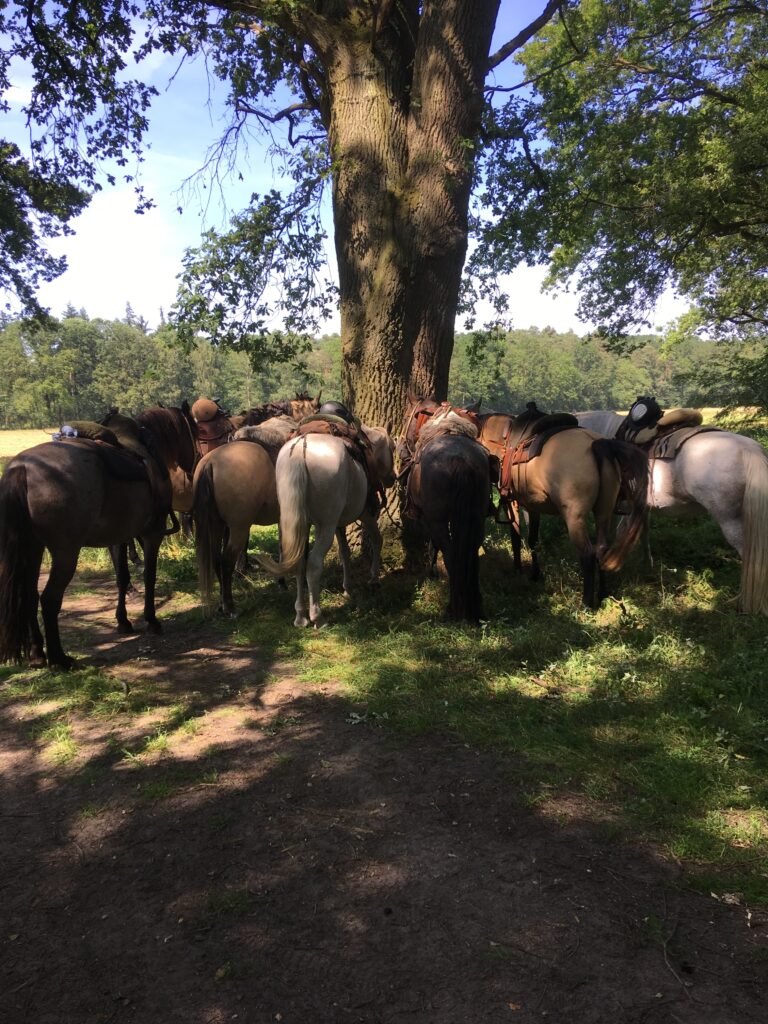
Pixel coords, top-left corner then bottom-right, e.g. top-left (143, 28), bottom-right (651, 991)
top-left (447, 469), bottom-right (484, 623)
top-left (192, 461), bottom-right (225, 614)
top-left (0, 464), bottom-right (39, 663)
top-left (592, 438), bottom-right (649, 572)
top-left (738, 446), bottom-right (768, 615)
top-left (256, 441), bottom-right (309, 576)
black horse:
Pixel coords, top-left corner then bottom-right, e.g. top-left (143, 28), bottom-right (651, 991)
top-left (399, 395), bottom-right (491, 622)
top-left (0, 405), bottom-right (197, 669)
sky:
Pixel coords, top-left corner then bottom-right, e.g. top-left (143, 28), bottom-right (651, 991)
top-left (2, 3), bottom-right (686, 335)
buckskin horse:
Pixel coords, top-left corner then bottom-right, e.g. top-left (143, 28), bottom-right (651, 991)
top-left (0, 405), bottom-right (198, 669)
top-left (398, 395), bottom-right (491, 622)
top-left (256, 419), bottom-right (395, 627)
top-left (475, 403), bottom-right (649, 608)
top-left (192, 415), bottom-right (296, 616)
top-left (581, 397), bottom-right (768, 615)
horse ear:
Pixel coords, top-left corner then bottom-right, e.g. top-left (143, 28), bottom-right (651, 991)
top-left (315, 390), bottom-right (322, 405)
top-left (468, 397), bottom-right (482, 413)
top-left (385, 420), bottom-right (393, 436)
top-left (181, 399), bottom-right (190, 415)
top-left (407, 386), bottom-right (418, 404)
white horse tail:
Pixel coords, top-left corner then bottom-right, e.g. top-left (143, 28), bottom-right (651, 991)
top-left (256, 439), bottom-right (309, 576)
top-left (738, 446), bottom-right (768, 615)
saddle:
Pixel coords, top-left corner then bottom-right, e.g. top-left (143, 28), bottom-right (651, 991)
top-left (294, 414), bottom-right (386, 514)
top-left (55, 415), bottom-right (172, 522)
top-left (195, 412), bottom-right (235, 455)
top-left (498, 414), bottom-right (580, 497)
top-left (647, 424), bottom-right (721, 460)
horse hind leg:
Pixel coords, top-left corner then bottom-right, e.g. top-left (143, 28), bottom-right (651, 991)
top-left (305, 522), bottom-right (337, 627)
top-left (40, 546), bottom-right (80, 670)
top-left (220, 523), bottom-right (250, 617)
top-left (564, 513), bottom-right (598, 609)
top-left (109, 544), bottom-right (135, 634)
top-left (25, 540), bottom-right (46, 666)
top-left (335, 527), bottom-right (353, 597)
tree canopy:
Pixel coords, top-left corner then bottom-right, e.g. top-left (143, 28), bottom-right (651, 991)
top-left (472, 0), bottom-right (768, 342)
top-left (2, 1), bottom-right (767, 425)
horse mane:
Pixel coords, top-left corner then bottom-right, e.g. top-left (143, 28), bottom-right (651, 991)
top-left (135, 406), bottom-right (194, 470)
top-left (239, 399), bottom-right (294, 425)
top-left (418, 408), bottom-right (478, 447)
top-left (234, 415), bottom-right (295, 447)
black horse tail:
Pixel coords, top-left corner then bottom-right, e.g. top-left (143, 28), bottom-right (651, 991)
top-left (447, 470), bottom-right (485, 623)
top-left (192, 461), bottom-right (225, 615)
top-left (0, 464), bottom-right (40, 663)
top-left (592, 438), bottom-right (650, 572)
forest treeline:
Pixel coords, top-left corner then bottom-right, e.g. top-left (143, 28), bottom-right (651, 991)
top-left (0, 306), bottom-right (730, 428)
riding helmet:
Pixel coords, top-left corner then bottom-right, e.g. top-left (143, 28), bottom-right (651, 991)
top-left (318, 401), bottom-right (353, 423)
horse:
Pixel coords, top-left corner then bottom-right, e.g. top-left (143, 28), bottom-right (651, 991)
top-left (0, 405), bottom-right (198, 669)
top-left (475, 404), bottom-right (649, 608)
top-left (191, 392), bottom-right (321, 457)
top-left (192, 416), bottom-right (296, 616)
top-left (256, 423), bottom-right (395, 627)
top-left (398, 395), bottom-right (491, 622)
top-left (581, 397), bottom-right (768, 616)
top-left (230, 391), bottom-right (322, 429)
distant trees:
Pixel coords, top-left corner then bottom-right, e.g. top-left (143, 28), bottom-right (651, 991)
top-left (0, 313), bottom-right (719, 428)
top-left (448, 327), bottom-right (715, 412)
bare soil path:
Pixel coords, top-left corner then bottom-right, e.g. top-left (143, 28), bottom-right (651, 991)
top-left (1, 582), bottom-right (766, 1023)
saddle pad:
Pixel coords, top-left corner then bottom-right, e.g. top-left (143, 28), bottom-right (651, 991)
top-left (53, 436), bottom-right (149, 483)
top-left (649, 425), bottom-right (721, 460)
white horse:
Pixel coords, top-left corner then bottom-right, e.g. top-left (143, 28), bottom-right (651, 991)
top-left (577, 400), bottom-right (768, 615)
top-left (257, 425), bottom-right (395, 627)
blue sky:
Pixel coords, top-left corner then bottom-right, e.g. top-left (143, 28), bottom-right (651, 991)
top-left (2, 3), bottom-right (684, 332)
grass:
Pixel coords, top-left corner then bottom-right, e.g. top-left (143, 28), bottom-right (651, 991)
top-left (2, 418), bottom-right (768, 906)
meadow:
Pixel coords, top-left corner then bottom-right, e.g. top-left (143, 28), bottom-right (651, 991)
top-left (1, 412), bottom-right (767, 913)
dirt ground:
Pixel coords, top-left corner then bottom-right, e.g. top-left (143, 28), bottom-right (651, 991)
top-left (1, 582), bottom-right (767, 1024)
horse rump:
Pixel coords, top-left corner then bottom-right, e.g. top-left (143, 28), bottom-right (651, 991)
top-left (0, 463), bottom-right (43, 663)
top-left (417, 437), bottom-right (489, 623)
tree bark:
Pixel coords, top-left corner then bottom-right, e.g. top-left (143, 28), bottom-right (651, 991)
top-left (311, 1), bottom-right (500, 430)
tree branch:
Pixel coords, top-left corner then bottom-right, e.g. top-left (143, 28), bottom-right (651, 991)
top-left (487, 0), bottom-right (562, 71)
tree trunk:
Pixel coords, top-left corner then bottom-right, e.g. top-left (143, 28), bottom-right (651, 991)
top-left (314, 1), bottom-right (500, 431)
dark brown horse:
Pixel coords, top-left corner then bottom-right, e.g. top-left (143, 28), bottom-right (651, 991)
top-left (0, 405), bottom-right (198, 669)
top-left (398, 395), bottom-right (490, 622)
top-left (475, 403), bottom-right (649, 607)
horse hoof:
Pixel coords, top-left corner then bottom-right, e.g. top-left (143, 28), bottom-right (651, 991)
top-left (218, 607), bottom-right (237, 620)
top-left (294, 615), bottom-right (310, 628)
top-left (116, 621), bottom-right (135, 635)
top-left (29, 655), bottom-right (47, 669)
top-left (146, 621), bottom-right (163, 635)
top-left (49, 655), bottom-right (75, 672)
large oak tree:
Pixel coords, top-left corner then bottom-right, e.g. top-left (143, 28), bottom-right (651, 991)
top-left (0, 0), bottom-right (562, 427)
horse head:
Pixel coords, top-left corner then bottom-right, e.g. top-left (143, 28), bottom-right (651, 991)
top-left (290, 391), bottom-right (321, 421)
top-left (618, 396), bottom-right (664, 444)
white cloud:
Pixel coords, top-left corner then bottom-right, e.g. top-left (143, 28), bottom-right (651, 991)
top-left (36, 187), bottom-right (192, 325)
top-left (466, 263), bottom-right (689, 336)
